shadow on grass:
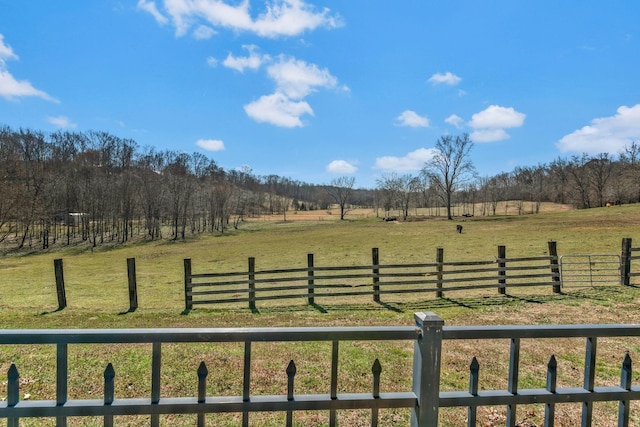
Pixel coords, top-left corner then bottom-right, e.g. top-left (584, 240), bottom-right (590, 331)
top-left (374, 300), bottom-right (403, 313)
top-left (310, 302), bottom-right (328, 313)
top-left (118, 307), bottom-right (137, 315)
top-left (40, 306), bottom-right (66, 315)
top-left (177, 286), bottom-right (633, 316)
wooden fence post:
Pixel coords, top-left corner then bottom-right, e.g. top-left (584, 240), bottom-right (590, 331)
top-left (498, 246), bottom-right (506, 294)
top-left (54, 259), bottom-right (67, 310)
top-left (184, 259), bottom-right (192, 311)
top-left (548, 241), bottom-right (561, 293)
top-left (372, 248), bottom-right (380, 302)
top-left (127, 258), bottom-right (138, 311)
top-left (307, 253), bottom-right (315, 305)
top-left (436, 247), bottom-right (444, 298)
top-left (621, 237), bottom-right (632, 286)
top-left (248, 257), bottom-right (256, 310)
top-left (411, 312), bottom-right (444, 426)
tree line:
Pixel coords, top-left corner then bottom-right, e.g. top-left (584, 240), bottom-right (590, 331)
top-left (359, 134), bottom-right (639, 220)
top-left (1, 125), bottom-right (638, 251)
top-left (0, 126), bottom-right (362, 250)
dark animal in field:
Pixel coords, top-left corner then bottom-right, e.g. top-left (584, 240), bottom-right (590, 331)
top-left (456, 225), bottom-right (463, 233)
top-left (383, 217), bottom-right (397, 222)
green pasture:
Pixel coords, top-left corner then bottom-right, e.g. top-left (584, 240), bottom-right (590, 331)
top-left (1, 205), bottom-right (640, 425)
top-left (1, 204), bottom-right (638, 317)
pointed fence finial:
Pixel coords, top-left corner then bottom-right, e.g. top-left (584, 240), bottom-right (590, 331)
top-left (372, 359), bottom-right (382, 398)
top-left (547, 355), bottom-right (557, 393)
top-left (621, 352), bottom-right (632, 391)
top-left (198, 361), bottom-right (208, 403)
top-left (7, 364), bottom-right (19, 407)
top-left (467, 357), bottom-right (480, 427)
top-left (286, 360), bottom-right (297, 401)
top-left (469, 357), bottom-right (479, 396)
top-left (104, 363), bottom-right (115, 405)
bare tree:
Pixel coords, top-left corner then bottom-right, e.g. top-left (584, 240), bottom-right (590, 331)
top-left (619, 141), bottom-right (640, 202)
top-left (376, 173), bottom-right (420, 220)
top-left (566, 154), bottom-right (592, 209)
top-left (548, 157), bottom-right (570, 204)
top-left (136, 148), bottom-right (166, 240)
top-left (586, 153), bottom-right (614, 207)
top-left (325, 176), bottom-right (356, 220)
top-left (422, 133), bottom-right (476, 220)
top-left (0, 126), bottom-right (19, 243)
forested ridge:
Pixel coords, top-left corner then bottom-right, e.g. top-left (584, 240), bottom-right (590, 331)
top-left (1, 125), bottom-right (638, 251)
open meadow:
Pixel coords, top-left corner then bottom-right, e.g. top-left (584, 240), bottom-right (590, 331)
top-left (2, 203), bottom-right (640, 425)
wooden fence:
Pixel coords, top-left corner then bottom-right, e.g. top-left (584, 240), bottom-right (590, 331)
top-left (3, 312), bottom-right (640, 426)
top-left (184, 242), bottom-right (563, 310)
top-left (45, 238), bottom-right (640, 310)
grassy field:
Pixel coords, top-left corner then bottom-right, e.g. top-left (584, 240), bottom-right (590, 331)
top-left (1, 204), bottom-right (640, 425)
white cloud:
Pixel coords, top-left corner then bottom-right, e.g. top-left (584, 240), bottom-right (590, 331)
top-left (467, 105), bottom-right (526, 142)
top-left (373, 148), bottom-right (438, 172)
top-left (326, 160), bottom-right (357, 174)
top-left (193, 24), bottom-right (216, 39)
top-left (253, 0), bottom-right (342, 37)
top-left (223, 45), bottom-right (268, 72)
top-left (469, 105), bottom-right (526, 129)
top-left (231, 53), bottom-right (341, 127)
top-left (428, 72), bottom-right (461, 86)
top-left (141, 0), bottom-right (341, 38)
top-left (136, 0), bottom-right (168, 25)
top-left (0, 34), bottom-right (57, 102)
top-left (244, 91), bottom-right (313, 128)
top-left (0, 34), bottom-right (18, 62)
top-left (556, 104), bottom-right (640, 154)
top-left (395, 110), bottom-right (429, 128)
top-left (47, 116), bottom-right (77, 129)
top-left (0, 70), bottom-right (57, 101)
top-left (267, 56), bottom-right (337, 99)
top-left (445, 114), bottom-right (463, 128)
top-left (206, 56), bottom-right (218, 67)
top-left (196, 138), bottom-right (225, 151)
top-left (470, 128), bottom-right (509, 143)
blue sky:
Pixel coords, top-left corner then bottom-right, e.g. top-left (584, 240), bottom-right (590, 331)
top-left (1, 1), bottom-right (639, 188)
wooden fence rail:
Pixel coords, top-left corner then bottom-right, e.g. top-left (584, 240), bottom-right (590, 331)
top-left (185, 242), bottom-right (562, 310)
top-left (3, 313), bottom-right (640, 426)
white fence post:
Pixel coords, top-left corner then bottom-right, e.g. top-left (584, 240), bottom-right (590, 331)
top-left (411, 312), bottom-right (444, 426)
